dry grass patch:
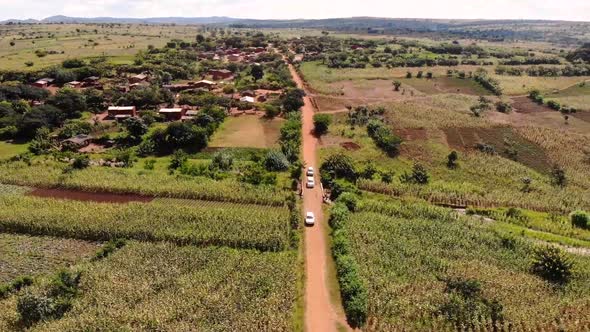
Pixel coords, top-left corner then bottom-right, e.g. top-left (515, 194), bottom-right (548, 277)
top-left (210, 114), bottom-right (284, 149)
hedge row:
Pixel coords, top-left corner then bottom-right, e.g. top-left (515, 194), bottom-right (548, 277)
top-left (329, 202), bottom-right (368, 328)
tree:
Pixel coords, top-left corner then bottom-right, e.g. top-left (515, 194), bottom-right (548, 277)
top-left (402, 163), bottom-right (430, 184)
top-left (531, 246), bottom-right (574, 285)
top-left (281, 88), bottom-right (305, 113)
top-left (392, 81), bottom-right (402, 91)
top-left (196, 34), bottom-right (205, 44)
top-left (447, 151), bottom-right (459, 169)
top-left (313, 113), bottom-right (332, 136)
top-left (406, 72), bottom-right (412, 79)
top-left (165, 122), bottom-right (208, 152)
top-left (211, 151), bottom-right (234, 171)
top-left (263, 104), bottom-right (280, 118)
top-left (123, 117), bottom-right (148, 140)
top-left (83, 89), bottom-right (104, 114)
top-left (10, 41), bottom-right (15, 47)
top-left (251, 64), bottom-right (264, 81)
top-left (47, 88), bottom-right (87, 119)
top-left (320, 153), bottom-right (357, 183)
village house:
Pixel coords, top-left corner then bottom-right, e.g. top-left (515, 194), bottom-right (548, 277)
top-left (32, 78), bottom-right (55, 88)
top-left (208, 69), bottom-right (233, 81)
top-left (107, 106), bottom-right (137, 120)
top-left (240, 96), bottom-right (255, 103)
top-left (190, 80), bottom-right (217, 90)
top-left (129, 73), bottom-right (149, 84)
top-left (83, 76), bottom-right (100, 87)
top-left (62, 134), bottom-right (92, 150)
top-left (65, 81), bottom-right (82, 89)
top-left (227, 54), bottom-right (242, 62)
top-left (158, 108), bottom-right (185, 121)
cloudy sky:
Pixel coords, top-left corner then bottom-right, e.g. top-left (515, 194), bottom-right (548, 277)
top-left (0, 0), bottom-right (588, 21)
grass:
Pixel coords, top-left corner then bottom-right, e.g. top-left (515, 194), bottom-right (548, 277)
top-left (0, 233), bottom-right (99, 284)
top-left (0, 24), bottom-right (207, 70)
top-left (0, 242), bottom-right (299, 332)
top-left (0, 195), bottom-right (291, 252)
top-left (210, 115), bottom-right (284, 149)
top-left (340, 205), bottom-right (590, 330)
top-left (0, 141), bottom-right (28, 160)
top-left (491, 74), bottom-right (590, 95)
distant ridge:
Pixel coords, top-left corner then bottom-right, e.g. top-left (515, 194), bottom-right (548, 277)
top-left (1, 15), bottom-right (584, 26)
top-left (0, 15), bottom-right (239, 25)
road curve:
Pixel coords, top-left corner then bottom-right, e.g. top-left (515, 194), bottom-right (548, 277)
top-left (287, 63), bottom-right (351, 332)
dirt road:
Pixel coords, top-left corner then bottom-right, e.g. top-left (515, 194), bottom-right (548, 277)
top-left (287, 63), bottom-right (350, 332)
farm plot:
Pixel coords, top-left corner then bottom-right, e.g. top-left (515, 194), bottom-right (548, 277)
top-left (443, 126), bottom-right (552, 173)
top-left (0, 242), bottom-right (299, 332)
top-left (0, 233), bottom-right (99, 284)
top-left (340, 209), bottom-right (590, 331)
top-left (0, 160), bottom-right (290, 206)
top-left (209, 114), bottom-right (284, 149)
top-left (0, 141), bottom-right (28, 160)
top-left (0, 196), bottom-right (291, 251)
top-left (403, 77), bottom-right (491, 95)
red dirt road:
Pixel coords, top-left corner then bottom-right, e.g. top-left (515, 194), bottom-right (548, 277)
top-left (288, 63), bottom-right (350, 332)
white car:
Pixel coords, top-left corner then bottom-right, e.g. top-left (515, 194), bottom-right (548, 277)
top-left (305, 212), bottom-right (315, 226)
top-left (306, 167), bottom-right (314, 177)
top-left (306, 176), bottom-right (315, 188)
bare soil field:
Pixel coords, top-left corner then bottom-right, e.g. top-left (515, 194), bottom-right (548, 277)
top-left (511, 97), bottom-right (554, 114)
top-left (443, 126), bottom-right (552, 173)
top-left (395, 128), bottom-right (429, 141)
top-left (404, 77), bottom-right (491, 95)
top-left (209, 114), bottom-right (284, 148)
top-left (27, 188), bottom-right (154, 204)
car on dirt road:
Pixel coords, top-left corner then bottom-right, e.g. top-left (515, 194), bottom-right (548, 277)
top-left (306, 167), bottom-right (314, 177)
top-left (305, 212), bottom-right (315, 226)
top-left (306, 176), bottom-right (315, 188)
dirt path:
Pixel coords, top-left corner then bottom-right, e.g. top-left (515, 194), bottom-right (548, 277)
top-left (287, 63), bottom-right (351, 332)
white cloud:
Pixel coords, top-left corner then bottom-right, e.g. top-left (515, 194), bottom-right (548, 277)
top-left (0, 0), bottom-right (588, 21)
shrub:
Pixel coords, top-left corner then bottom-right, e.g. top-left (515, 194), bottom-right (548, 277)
top-left (263, 150), bottom-right (290, 172)
top-left (366, 120), bottom-right (402, 157)
top-left (330, 179), bottom-right (359, 201)
top-left (72, 155), bottom-right (90, 170)
top-left (551, 165), bottom-right (567, 187)
top-left (571, 210), bottom-right (589, 229)
top-left (92, 239), bottom-right (126, 261)
top-left (447, 151), bottom-right (458, 169)
top-left (336, 192), bottom-right (359, 212)
top-left (18, 293), bottom-right (56, 326)
top-left (169, 150), bottom-right (188, 171)
top-left (401, 163), bottom-right (430, 184)
top-left (211, 151), bottom-right (234, 171)
top-left (495, 101), bottom-right (512, 113)
top-left (329, 203), bottom-right (350, 229)
top-left (531, 246), bottom-right (574, 284)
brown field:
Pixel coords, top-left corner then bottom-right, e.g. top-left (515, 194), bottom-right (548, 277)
top-left (0, 233), bottom-right (99, 283)
top-left (511, 97), bottom-right (554, 114)
top-left (404, 77), bottom-right (491, 95)
top-left (443, 126), bottom-right (552, 173)
top-left (209, 114), bottom-right (284, 148)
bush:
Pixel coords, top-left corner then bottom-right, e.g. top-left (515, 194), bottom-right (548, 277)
top-left (18, 293), bottom-right (56, 326)
top-left (401, 163), bottom-right (430, 184)
top-left (366, 120), bottom-right (402, 157)
top-left (169, 150), bottom-right (188, 171)
top-left (336, 192), bottom-right (359, 212)
top-left (263, 150), bottom-right (290, 172)
top-left (571, 210), bottom-right (589, 229)
top-left (329, 203), bottom-right (350, 229)
top-left (93, 238), bottom-right (126, 261)
top-left (531, 246), bottom-right (574, 284)
top-left (313, 113), bottom-right (332, 136)
top-left (72, 155), bottom-right (90, 170)
top-left (447, 151), bottom-right (458, 169)
top-left (211, 151), bottom-right (234, 171)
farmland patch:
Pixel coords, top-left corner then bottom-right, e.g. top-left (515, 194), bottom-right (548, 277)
top-left (209, 114), bottom-right (284, 149)
top-left (443, 126), bottom-right (551, 173)
top-left (0, 233), bottom-right (98, 283)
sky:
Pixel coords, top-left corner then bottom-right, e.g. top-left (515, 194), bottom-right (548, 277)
top-left (0, 0), bottom-right (588, 22)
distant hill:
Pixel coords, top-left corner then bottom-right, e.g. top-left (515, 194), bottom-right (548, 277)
top-left (0, 15), bottom-right (239, 25)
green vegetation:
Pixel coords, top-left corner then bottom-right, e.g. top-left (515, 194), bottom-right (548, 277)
top-left (0, 195), bottom-right (290, 251)
top-left (336, 199), bottom-right (590, 330)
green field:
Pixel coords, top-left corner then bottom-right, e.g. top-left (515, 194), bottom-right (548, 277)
top-left (338, 203), bottom-right (590, 330)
